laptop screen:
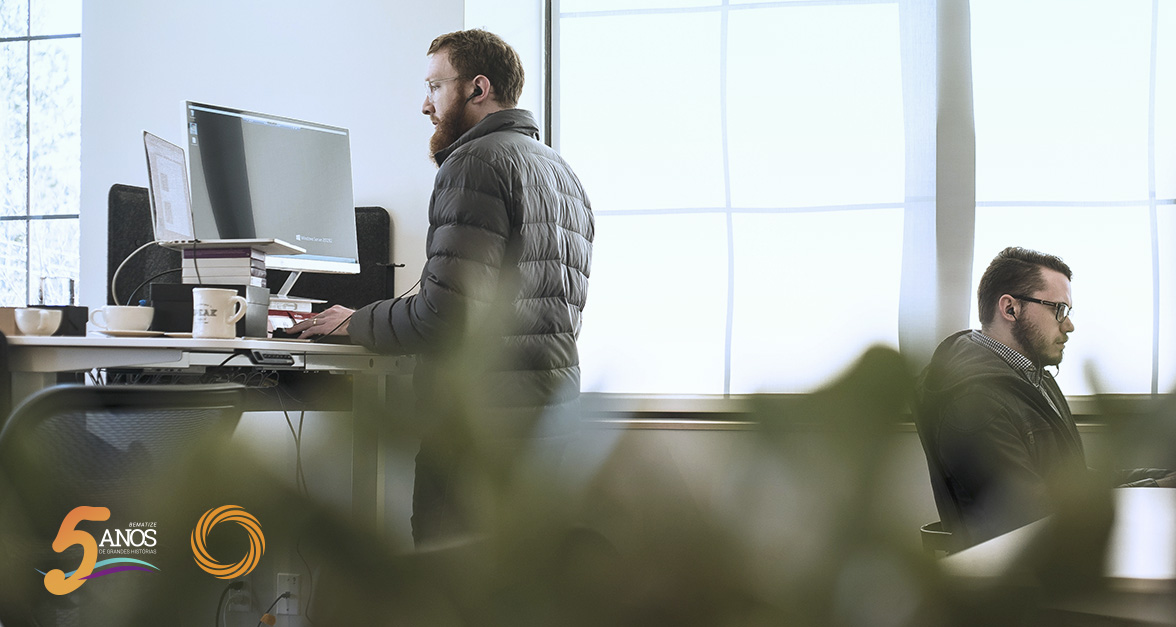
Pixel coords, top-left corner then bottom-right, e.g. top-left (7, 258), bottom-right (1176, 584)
top-left (143, 131), bottom-right (196, 243)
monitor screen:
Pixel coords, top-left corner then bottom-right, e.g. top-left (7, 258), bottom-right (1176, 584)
top-left (185, 101), bottom-right (360, 276)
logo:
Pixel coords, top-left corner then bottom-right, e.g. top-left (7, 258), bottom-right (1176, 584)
top-left (190, 505), bottom-right (265, 579)
top-left (42, 506), bottom-right (160, 596)
top-left (295, 234), bottom-right (332, 243)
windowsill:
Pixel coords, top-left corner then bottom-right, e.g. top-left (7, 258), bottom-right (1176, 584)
top-left (580, 392), bottom-right (1175, 430)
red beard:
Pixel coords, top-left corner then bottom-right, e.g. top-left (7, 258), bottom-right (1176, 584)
top-left (429, 99), bottom-right (474, 161)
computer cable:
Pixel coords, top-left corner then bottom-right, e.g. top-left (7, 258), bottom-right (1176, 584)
top-left (256, 591), bottom-right (289, 627)
top-left (273, 386), bottom-right (309, 498)
top-left (307, 277), bottom-right (423, 343)
top-left (110, 240), bottom-right (163, 305)
top-left (125, 267), bottom-right (182, 307)
top-left (309, 313), bottom-right (353, 343)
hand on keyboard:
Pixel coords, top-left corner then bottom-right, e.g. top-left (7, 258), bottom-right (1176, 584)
top-left (284, 304), bottom-right (355, 339)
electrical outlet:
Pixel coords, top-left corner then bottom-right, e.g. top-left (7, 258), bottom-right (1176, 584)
top-left (227, 587), bottom-right (251, 613)
top-left (276, 573), bottom-right (300, 615)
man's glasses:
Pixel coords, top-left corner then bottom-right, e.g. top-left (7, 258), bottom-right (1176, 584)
top-left (1011, 295), bottom-right (1072, 323)
top-left (425, 76), bottom-right (463, 102)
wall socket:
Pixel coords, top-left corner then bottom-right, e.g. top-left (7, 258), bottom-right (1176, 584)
top-left (227, 583), bottom-right (251, 613)
top-left (276, 573), bottom-right (300, 615)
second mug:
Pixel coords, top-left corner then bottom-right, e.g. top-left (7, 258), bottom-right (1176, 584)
top-left (192, 288), bottom-right (247, 339)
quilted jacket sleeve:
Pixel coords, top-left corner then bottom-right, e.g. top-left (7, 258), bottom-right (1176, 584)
top-left (349, 152), bottom-right (511, 355)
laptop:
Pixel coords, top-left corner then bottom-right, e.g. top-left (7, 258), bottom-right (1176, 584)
top-left (142, 131), bottom-right (305, 255)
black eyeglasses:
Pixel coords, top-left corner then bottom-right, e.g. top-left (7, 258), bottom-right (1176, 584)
top-left (1011, 295), bottom-right (1072, 323)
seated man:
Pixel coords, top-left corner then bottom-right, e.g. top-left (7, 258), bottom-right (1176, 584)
top-left (915, 246), bottom-right (1173, 548)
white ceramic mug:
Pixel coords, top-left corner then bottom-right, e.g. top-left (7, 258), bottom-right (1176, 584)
top-left (192, 288), bottom-right (247, 339)
top-left (15, 308), bottom-right (63, 336)
top-left (89, 306), bottom-right (154, 332)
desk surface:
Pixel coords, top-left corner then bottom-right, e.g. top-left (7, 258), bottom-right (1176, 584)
top-left (7, 333), bottom-right (376, 352)
top-left (944, 488), bottom-right (1176, 587)
top-left (6, 333), bottom-right (409, 378)
top-left (3, 333), bottom-right (406, 537)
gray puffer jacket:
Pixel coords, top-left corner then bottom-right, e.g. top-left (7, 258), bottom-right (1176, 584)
top-left (350, 109), bottom-right (593, 436)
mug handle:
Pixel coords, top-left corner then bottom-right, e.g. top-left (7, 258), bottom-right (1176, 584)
top-left (226, 296), bottom-right (248, 324)
top-left (89, 309), bottom-right (107, 330)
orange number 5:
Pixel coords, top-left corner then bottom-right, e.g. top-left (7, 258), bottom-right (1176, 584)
top-left (43, 506), bottom-right (111, 595)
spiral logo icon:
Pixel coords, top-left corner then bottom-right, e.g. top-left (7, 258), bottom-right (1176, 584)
top-left (191, 505), bottom-right (265, 579)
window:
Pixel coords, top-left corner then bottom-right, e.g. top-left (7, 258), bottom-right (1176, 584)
top-left (0, 0), bottom-right (82, 307)
top-left (969, 0), bottom-right (1176, 395)
top-left (555, 0), bottom-right (1176, 397)
top-left (558, 1), bottom-right (908, 394)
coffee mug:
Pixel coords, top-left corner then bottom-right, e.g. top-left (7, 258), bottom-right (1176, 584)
top-left (192, 288), bottom-right (247, 339)
top-left (15, 308), bottom-right (63, 336)
top-left (90, 306), bottom-right (155, 332)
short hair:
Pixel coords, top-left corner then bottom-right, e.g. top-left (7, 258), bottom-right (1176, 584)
top-left (428, 29), bottom-right (524, 108)
top-left (977, 246), bottom-right (1073, 326)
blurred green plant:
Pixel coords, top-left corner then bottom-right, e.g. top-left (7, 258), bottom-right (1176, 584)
top-left (0, 345), bottom-right (1166, 626)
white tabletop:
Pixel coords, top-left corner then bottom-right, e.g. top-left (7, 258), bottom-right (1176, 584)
top-left (943, 488), bottom-right (1176, 587)
top-left (5, 333), bottom-right (407, 375)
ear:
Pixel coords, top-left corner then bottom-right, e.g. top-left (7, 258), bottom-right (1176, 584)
top-left (470, 75), bottom-right (492, 102)
top-left (998, 294), bottom-right (1018, 322)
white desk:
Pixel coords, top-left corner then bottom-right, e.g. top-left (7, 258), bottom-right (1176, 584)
top-left (4, 334), bottom-right (412, 532)
top-left (943, 488), bottom-right (1176, 625)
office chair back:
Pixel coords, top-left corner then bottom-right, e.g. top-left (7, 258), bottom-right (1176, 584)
top-left (910, 397), bottom-right (968, 551)
top-left (107, 184), bottom-right (183, 306)
top-left (0, 383), bottom-right (247, 626)
top-left (919, 520), bottom-right (955, 557)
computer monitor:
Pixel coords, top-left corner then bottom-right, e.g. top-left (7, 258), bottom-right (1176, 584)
top-left (184, 101), bottom-right (361, 289)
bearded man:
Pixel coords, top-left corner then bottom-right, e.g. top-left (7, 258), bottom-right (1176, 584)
top-left (292, 29), bottom-right (593, 545)
top-left (914, 247), bottom-right (1173, 549)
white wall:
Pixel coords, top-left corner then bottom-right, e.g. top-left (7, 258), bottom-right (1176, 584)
top-left (465, 0), bottom-right (546, 134)
top-left (80, 0), bottom-right (465, 307)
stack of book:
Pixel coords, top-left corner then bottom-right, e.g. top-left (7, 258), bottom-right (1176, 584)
top-left (182, 248), bottom-right (267, 288)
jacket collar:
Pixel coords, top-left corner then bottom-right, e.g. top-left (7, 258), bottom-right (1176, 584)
top-left (433, 109), bottom-right (540, 166)
top-left (971, 330), bottom-right (1045, 386)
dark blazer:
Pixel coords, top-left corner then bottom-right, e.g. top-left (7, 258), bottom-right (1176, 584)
top-left (915, 330), bottom-right (1088, 547)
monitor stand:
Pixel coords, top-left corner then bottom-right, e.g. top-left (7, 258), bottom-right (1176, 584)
top-left (269, 270), bottom-right (326, 312)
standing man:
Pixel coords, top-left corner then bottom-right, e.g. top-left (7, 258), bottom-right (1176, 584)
top-left (292, 29), bottom-right (593, 545)
top-left (915, 247), bottom-right (1171, 548)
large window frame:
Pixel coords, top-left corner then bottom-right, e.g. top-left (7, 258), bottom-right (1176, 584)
top-left (547, 0), bottom-right (1176, 407)
top-left (1, 0), bottom-right (82, 308)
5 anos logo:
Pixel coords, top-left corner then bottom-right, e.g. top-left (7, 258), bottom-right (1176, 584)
top-left (99, 522), bottom-right (157, 550)
top-left (42, 506), bottom-right (160, 596)
top-left (42, 504), bottom-right (265, 595)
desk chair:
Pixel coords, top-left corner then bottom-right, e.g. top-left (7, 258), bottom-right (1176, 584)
top-left (107, 184), bottom-right (182, 305)
top-left (911, 395), bottom-right (968, 553)
top-left (919, 520), bottom-right (954, 557)
top-left (0, 383), bottom-right (246, 626)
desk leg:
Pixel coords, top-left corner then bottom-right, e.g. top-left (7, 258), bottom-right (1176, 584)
top-left (351, 372), bottom-right (387, 535)
top-left (11, 371), bottom-right (60, 408)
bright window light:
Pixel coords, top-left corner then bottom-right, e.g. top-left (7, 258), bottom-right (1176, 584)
top-left (729, 209), bottom-right (903, 393)
top-left (559, 12), bottom-right (726, 212)
top-left (727, 4), bottom-right (904, 208)
top-left (972, 0), bottom-right (1152, 202)
top-left (579, 214), bottom-right (730, 394)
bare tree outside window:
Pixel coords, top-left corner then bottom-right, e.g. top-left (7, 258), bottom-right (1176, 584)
top-left (0, 0), bottom-right (81, 306)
